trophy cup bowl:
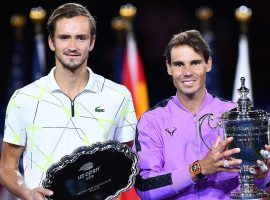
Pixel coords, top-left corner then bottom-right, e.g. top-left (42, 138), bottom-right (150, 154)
top-left (198, 77), bottom-right (270, 199)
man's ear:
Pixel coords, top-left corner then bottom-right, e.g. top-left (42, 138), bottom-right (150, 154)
top-left (48, 36), bottom-right (55, 51)
top-left (166, 60), bottom-right (172, 75)
top-left (206, 56), bottom-right (212, 72)
top-left (88, 35), bottom-right (96, 52)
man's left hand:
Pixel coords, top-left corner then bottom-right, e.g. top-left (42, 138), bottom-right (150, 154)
top-left (255, 145), bottom-right (270, 179)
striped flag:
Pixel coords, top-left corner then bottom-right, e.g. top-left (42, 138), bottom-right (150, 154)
top-left (232, 34), bottom-right (253, 102)
top-left (122, 32), bottom-right (149, 118)
top-left (32, 33), bottom-right (46, 81)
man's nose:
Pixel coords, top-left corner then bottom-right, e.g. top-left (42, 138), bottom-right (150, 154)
top-left (68, 39), bottom-right (77, 50)
top-left (183, 65), bottom-right (193, 75)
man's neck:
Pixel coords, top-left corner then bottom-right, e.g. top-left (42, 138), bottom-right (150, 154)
top-left (54, 66), bottom-right (89, 100)
top-left (177, 90), bottom-right (206, 114)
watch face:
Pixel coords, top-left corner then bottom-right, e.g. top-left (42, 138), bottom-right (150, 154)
top-left (190, 161), bottom-right (205, 179)
top-left (190, 161), bottom-right (202, 176)
top-left (192, 163), bottom-right (200, 172)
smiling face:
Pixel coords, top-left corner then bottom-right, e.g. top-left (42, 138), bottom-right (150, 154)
top-left (48, 16), bottom-right (95, 71)
top-left (166, 45), bottom-right (212, 99)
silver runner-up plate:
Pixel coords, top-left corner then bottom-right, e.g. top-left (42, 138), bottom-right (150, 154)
top-left (42, 140), bottom-right (138, 200)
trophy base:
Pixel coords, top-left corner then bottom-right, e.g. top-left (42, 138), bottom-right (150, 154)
top-left (230, 187), bottom-right (268, 199)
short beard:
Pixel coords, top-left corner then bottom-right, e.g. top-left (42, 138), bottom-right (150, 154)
top-left (57, 55), bottom-right (88, 72)
top-left (62, 61), bottom-right (81, 71)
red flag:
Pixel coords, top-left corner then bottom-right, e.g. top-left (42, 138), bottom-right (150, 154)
top-left (122, 32), bottom-right (149, 118)
top-left (119, 187), bottom-right (139, 200)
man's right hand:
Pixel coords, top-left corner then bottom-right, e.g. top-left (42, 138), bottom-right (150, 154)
top-left (22, 187), bottom-right (53, 200)
top-left (199, 136), bottom-right (242, 176)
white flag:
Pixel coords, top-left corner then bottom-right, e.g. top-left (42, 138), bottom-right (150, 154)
top-left (232, 34), bottom-right (253, 102)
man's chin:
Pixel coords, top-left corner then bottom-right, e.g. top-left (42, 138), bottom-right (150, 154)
top-left (63, 64), bottom-right (81, 71)
top-left (179, 88), bottom-right (197, 97)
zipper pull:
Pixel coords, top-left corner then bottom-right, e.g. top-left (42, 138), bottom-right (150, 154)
top-left (193, 114), bottom-right (197, 123)
top-left (71, 101), bottom-right (75, 117)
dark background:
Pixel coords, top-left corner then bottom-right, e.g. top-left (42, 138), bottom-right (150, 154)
top-left (1, 0), bottom-right (270, 114)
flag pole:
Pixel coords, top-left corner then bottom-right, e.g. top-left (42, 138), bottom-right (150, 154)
top-left (235, 6), bottom-right (252, 34)
top-left (111, 17), bottom-right (127, 84)
top-left (232, 6), bottom-right (252, 102)
top-left (11, 13), bottom-right (26, 42)
top-left (196, 6), bottom-right (213, 32)
top-left (8, 13), bottom-right (27, 98)
top-left (111, 16), bottom-right (127, 41)
top-left (29, 7), bottom-right (46, 34)
top-left (119, 4), bottom-right (137, 32)
top-left (30, 7), bottom-right (47, 81)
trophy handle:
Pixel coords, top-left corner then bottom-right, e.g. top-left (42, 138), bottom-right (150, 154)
top-left (198, 113), bottom-right (222, 150)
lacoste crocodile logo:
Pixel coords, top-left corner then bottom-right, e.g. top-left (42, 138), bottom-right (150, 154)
top-left (165, 127), bottom-right (177, 136)
top-left (95, 106), bottom-right (105, 112)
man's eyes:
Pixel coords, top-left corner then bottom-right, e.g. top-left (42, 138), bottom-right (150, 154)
top-left (174, 63), bottom-right (183, 67)
top-left (172, 60), bottom-right (203, 68)
top-left (191, 61), bottom-right (201, 65)
top-left (58, 36), bottom-right (87, 40)
top-left (77, 36), bottom-right (87, 41)
top-left (59, 36), bottom-right (69, 40)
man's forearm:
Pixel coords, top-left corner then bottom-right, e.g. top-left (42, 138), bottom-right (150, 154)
top-left (0, 168), bottom-right (29, 199)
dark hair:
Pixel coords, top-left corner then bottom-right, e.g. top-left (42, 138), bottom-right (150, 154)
top-left (164, 30), bottom-right (210, 64)
top-left (47, 3), bottom-right (96, 38)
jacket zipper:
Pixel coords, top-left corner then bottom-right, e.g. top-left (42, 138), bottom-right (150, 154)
top-left (193, 113), bottom-right (201, 199)
top-left (193, 114), bottom-right (199, 159)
